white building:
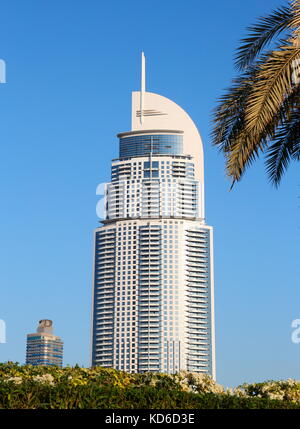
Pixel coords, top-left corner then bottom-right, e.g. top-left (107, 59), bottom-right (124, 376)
top-left (92, 54), bottom-right (216, 379)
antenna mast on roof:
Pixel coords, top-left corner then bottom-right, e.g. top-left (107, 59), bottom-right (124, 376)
top-left (140, 52), bottom-right (146, 125)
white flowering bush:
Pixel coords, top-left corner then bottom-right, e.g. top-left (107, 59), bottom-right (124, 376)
top-left (4, 376), bottom-right (23, 385)
top-left (174, 371), bottom-right (225, 394)
top-left (32, 374), bottom-right (55, 386)
top-left (238, 379), bottom-right (300, 403)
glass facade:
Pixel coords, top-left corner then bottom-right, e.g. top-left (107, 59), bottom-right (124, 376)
top-left (119, 134), bottom-right (183, 158)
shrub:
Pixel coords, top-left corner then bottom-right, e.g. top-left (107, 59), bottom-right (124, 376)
top-left (0, 363), bottom-right (299, 409)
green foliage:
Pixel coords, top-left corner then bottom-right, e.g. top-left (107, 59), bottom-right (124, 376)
top-left (0, 363), bottom-right (299, 409)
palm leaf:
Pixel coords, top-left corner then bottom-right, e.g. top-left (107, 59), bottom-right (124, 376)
top-left (266, 107), bottom-right (300, 186)
top-left (235, 5), bottom-right (292, 70)
top-left (225, 123), bottom-right (271, 183)
top-left (211, 69), bottom-right (255, 151)
top-left (224, 85), bottom-right (300, 184)
top-left (212, 1), bottom-right (300, 187)
top-left (244, 42), bottom-right (300, 135)
top-left (212, 65), bottom-right (277, 183)
top-left (290, 0), bottom-right (300, 29)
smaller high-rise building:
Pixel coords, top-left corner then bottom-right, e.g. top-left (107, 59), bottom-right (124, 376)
top-left (26, 319), bottom-right (63, 367)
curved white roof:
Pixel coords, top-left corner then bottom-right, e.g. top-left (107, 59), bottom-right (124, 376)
top-left (131, 91), bottom-right (204, 183)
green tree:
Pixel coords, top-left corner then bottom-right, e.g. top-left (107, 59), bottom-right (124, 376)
top-left (212, 0), bottom-right (300, 187)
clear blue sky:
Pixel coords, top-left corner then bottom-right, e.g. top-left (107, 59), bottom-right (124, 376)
top-left (0, 0), bottom-right (299, 388)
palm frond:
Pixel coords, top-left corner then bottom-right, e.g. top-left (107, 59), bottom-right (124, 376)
top-left (225, 131), bottom-right (266, 183)
top-left (212, 65), bottom-right (279, 183)
top-left (235, 5), bottom-right (292, 70)
top-left (225, 85), bottom-right (300, 184)
top-left (266, 107), bottom-right (300, 186)
top-left (212, 2), bottom-right (300, 187)
top-left (244, 42), bottom-right (300, 135)
top-left (211, 69), bottom-right (255, 151)
top-left (213, 79), bottom-right (300, 183)
top-left (290, 0), bottom-right (300, 29)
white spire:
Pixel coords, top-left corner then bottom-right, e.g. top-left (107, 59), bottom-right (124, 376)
top-left (140, 52), bottom-right (146, 124)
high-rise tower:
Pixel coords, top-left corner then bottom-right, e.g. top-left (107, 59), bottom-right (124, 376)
top-left (26, 320), bottom-right (63, 367)
top-left (92, 54), bottom-right (216, 379)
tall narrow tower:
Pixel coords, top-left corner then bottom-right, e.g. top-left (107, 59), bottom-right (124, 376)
top-left (92, 54), bottom-right (216, 379)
